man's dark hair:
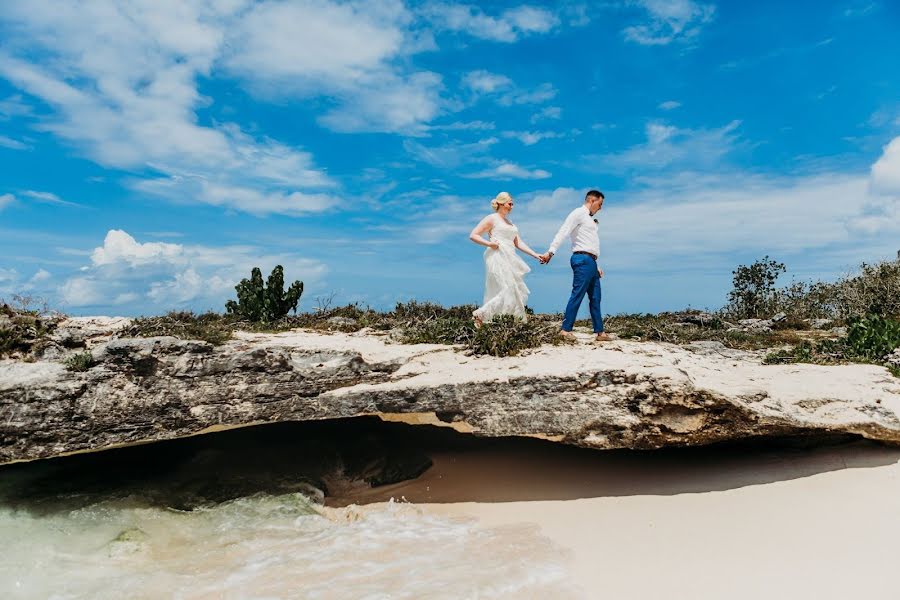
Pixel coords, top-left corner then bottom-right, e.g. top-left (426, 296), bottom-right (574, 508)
top-left (585, 189), bottom-right (604, 201)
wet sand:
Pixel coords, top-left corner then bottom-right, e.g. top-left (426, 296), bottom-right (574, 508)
top-left (330, 438), bottom-right (900, 599)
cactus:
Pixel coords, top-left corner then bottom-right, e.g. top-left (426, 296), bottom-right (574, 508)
top-left (225, 266), bottom-right (303, 323)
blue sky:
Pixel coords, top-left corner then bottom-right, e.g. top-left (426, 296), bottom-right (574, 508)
top-left (1, 0), bottom-right (899, 317)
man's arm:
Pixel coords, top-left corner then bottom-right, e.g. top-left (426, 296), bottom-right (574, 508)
top-left (546, 209), bottom-right (579, 257)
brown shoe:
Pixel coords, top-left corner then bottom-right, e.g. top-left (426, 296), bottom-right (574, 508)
top-left (595, 332), bottom-right (611, 342)
top-left (559, 330), bottom-right (576, 340)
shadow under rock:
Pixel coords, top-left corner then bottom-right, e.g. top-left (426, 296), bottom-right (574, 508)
top-left (1, 417), bottom-right (897, 512)
top-left (324, 425), bottom-right (900, 506)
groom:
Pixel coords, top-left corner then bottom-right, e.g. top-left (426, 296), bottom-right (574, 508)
top-left (540, 190), bottom-right (610, 342)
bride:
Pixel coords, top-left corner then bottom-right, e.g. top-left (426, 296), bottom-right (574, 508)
top-left (468, 192), bottom-right (545, 325)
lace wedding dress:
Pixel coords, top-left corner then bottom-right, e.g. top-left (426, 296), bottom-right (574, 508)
top-left (473, 215), bottom-right (531, 322)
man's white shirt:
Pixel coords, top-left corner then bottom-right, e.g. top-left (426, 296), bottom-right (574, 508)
top-left (548, 206), bottom-right (600, 257)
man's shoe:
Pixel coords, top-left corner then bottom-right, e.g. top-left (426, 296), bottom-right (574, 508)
top-left (559, 330), bottom-right (576, 340)
top-left (595, 332), bottom-right (611, 342)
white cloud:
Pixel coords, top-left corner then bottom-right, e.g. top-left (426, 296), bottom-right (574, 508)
top-left (586, 119), bottom-right (742, 172)
top-left (422, 3), bottom-right (559, 42)
top-left (624, 0), bottom-right (716, 45)
top-left (0, 193), bottom-right (13, 210)
top-left (221, 1), bottom-right (443, 135)
top-left (0, 1), bottom-right (339, 216)
top-left (403, 137), bottom-right (498, 169)
top-left (501, 130), bottom-right (565, 145)
top-left (0, 134), bottom-right (28, 149)
top-left (0, 94), bottom-right (32, 120)
top-left (870, 136), bottom-right (900, 195)
top-left (843, 3), bottom-right (877, 18)
top-left (461, 70), bottom-right (556, 106)
top-left (58, 229), bottom-right (327, 312)
top-left (462, 70), bottom-right (513, 94)
top-left (29, 269), bottom-right (51, 283)
top-left (428, 120), bottom-right (496, 131)
top-left (531, 106), bottom-right (562, 123)
top-left (658, 100), bottom-right (681, 110)
top-left (22, 190), bottom-right (80, 207)
top-left (498, 82), bottom-right (558, 106)
top-left (133, 177), bottom-right (338, 217)
top-left (465, 162), bottom-right (551, 179)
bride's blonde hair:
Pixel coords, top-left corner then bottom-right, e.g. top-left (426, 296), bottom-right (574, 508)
top-left (491, 191), bottom-right (513, 211)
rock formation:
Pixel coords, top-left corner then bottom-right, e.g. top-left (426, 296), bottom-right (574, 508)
top-left (2, 317), bottom-right (899, 464)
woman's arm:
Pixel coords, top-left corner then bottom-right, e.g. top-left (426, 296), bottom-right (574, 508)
top-left (469, 215), bottom-right (499, 249)
top-left (513, 236), bottom-right (542, 260)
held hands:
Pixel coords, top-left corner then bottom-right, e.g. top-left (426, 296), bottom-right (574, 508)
top-left (538, 252), bottom-right (552, 265)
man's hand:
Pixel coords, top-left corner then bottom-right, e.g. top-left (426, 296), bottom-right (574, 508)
top-left (597, 266), bottom-right (604, 278)
top-left (540, 252), bottom-right (552, 264)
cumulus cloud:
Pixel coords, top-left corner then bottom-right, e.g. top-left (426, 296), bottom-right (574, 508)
top-left (624, 0), bottom-right (716, 45)
top-left (57, 229), bottom-right (327, 313)
top-left (870, 136), bottom-right (900, 195)
top-left (0, 1), bottom-right (339, 216)
top-left (421, 3), bottom-right (559, 42)
top-left (465, 162), bottom-right (552, 179)
top-left (223, 0), bottom-right (444, 135)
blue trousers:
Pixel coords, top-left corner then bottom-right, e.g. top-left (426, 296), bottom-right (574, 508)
top-left (562, 253), bottom-right (604, 333)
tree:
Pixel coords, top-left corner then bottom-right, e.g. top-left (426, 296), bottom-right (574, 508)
top-left (726, 256), bottom-right (785, 319)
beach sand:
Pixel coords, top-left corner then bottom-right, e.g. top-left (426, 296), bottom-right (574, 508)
top-left (328, 437), bottom-right (900, 599)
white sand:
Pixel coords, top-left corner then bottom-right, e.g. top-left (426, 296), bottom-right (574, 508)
top-left (332, 441), bottom-right (900, 599)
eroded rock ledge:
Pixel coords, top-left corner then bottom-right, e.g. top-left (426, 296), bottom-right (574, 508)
top-left (2, 317), bottom-right (900, 464)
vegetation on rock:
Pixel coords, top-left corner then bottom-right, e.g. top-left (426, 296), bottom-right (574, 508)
top-left (225, 265), bottom-right (303, 323)
top-left (64, 351), bottom-right (95, 372)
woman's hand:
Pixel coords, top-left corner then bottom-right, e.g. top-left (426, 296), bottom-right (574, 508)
top-left (487, 241), bottom-right (500, 250)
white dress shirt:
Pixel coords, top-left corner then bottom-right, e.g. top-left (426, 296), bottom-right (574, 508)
top-left (548, 206), bottom-right (600, 257)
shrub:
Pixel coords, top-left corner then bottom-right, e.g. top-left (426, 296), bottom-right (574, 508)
top-left (399, 317), bottom-right (474, 345)
top-left (469, 314), bottom-right (569, 357)
top-left (128, 311), bottom-right (234, 345)
top-left (225, 265), bottom-right (303, 323)
top-left (845, 314), bottom-right (900, 361)
top-left (832, 259), bottom-right (900, 320)
top-left (0, 302), bottom-right (60, 358)
top-left (723, 256), bottom-right (785, 319)
top-left (65, 351), bottom-right (95, 372)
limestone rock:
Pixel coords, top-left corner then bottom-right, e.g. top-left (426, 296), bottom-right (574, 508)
top-left (2, 328), bottom-right (899, 464)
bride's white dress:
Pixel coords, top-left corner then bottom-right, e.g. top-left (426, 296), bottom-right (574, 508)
top-left (473, 214), bottom-right (531, 321)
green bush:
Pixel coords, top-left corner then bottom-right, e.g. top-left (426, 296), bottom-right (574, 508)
top-left (225, 265), bottom-right (303, 323)
top-left (845, 314), bottom-right (900, 361)
top-left (65, 351), bottom-right (95, 372)
top-left (723, 256), bottom-right (785, 319)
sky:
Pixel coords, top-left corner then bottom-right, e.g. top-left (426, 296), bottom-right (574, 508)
top-left (1, 0), bottom-right (899, 317)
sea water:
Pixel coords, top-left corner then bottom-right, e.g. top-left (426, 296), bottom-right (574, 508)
top-left (0, 488), bottom-right (576, 599)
